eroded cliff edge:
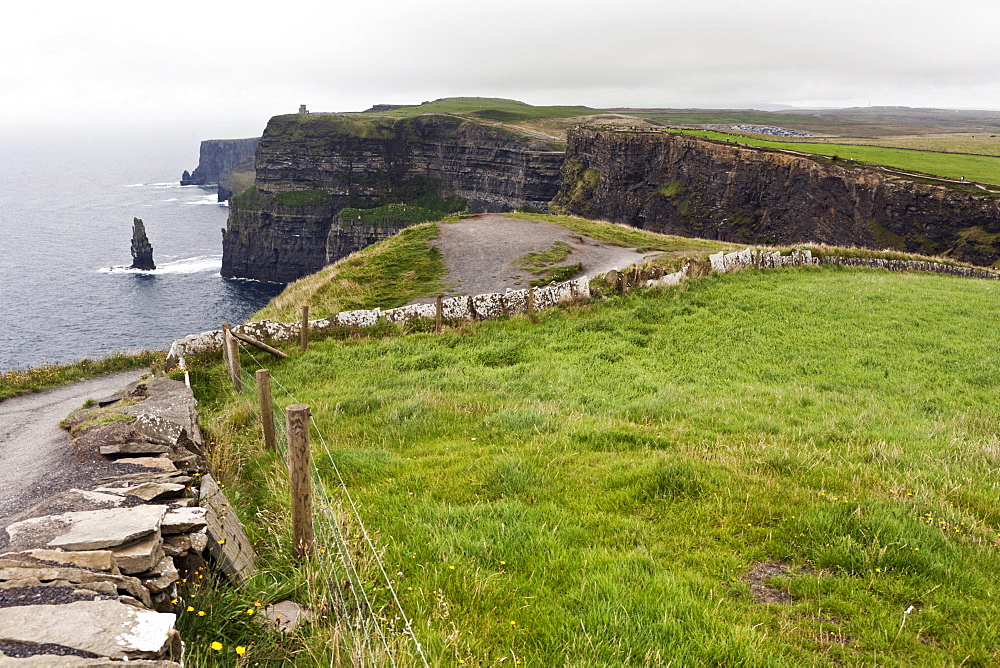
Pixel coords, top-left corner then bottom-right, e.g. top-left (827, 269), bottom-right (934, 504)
top-left (555, 128), bottom-right (1000, 266)
top-left (181, 137), bottom-right (260, 201)
top-left (221, 113), bottom-right (564, 283)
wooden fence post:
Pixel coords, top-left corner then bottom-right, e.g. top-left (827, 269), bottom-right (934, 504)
top-left (256, 369), bottom-right (277, 452)
top-left (528, 286), bottom-right (535, 321)
top-left (222, 323), bottom-right (242, 393)
top-left (286, 403), bottom-right (313, 558)
top-left (300, 306), bottom-right (309, 352)
top-left (435, 294), bottom-right (443, 333)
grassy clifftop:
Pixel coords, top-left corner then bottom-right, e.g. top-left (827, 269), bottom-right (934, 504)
top-left (189, 263), bottom-right (1000, 665)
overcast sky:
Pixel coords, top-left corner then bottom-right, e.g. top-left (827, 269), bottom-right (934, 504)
top-left (3, 0), bottom-right (998, 134)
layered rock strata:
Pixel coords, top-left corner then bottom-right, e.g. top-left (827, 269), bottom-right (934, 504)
top-left (556, 128), bottom-right (1000, 266)
top-left (221, 114), bottom-right (564, 282)
top-left (0, 378), bottom-right (253, 665)
top-left (181, 137), bottom-right (260, 201)
top-left (129, 218), bottom-right (154, 271)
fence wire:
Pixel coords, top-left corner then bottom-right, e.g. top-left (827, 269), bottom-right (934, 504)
top-left (230, 340), bottom-right (428, 667)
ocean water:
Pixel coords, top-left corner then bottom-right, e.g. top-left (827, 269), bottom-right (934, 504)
top-left (0, 123), bottom-right (283, 372)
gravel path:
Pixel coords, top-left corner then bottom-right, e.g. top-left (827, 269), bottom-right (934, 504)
top-left (415, 214), bottom-right (655, 301)
top-left (0, 370), bottom-right (147, 530)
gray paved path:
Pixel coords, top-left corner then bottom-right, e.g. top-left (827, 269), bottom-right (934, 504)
top-left (0, 370), bottom-right (147, 529)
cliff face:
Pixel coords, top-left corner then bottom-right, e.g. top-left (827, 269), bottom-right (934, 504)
top-left (181, 138), bottom-right (260, 201)
top-left (556, 128), bottom-right (1000, 266)
top-left (222, 114), bottom-right (564, 282)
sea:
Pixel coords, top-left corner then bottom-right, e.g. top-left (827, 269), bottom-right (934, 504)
top-left (0, 123), bottom-right (285, 372)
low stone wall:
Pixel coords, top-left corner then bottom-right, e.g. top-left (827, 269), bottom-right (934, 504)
top-left (166, 276), bottom-right (591, 365)
top-left (819, 255), bottom-right (1000, 280)
top-left (0, 378), bottom-right (233, 665)
top-left (709, 248), bottom-right (819, 273)
top-left (708, 247), bottom-right (999, 280)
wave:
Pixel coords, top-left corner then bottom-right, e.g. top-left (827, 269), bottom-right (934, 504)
top-left (162, 197), bottom-right (179, 202)
top-left (98, 255), bottom-right (222, 275)
top-left (186, 194), bottom-right (222, 205)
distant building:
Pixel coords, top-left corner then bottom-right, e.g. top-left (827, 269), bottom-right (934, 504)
top-left (298, 104), bottom-right (309, 114)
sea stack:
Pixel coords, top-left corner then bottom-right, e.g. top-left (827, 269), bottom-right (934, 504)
top-left (130, 217), bottom-right (155, 270)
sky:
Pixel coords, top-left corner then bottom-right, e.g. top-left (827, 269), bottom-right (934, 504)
top-left (2, 0), bottom-right (998, 134)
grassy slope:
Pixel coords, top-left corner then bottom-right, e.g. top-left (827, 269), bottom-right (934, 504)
top-left (675, 130), bottom-right (1000, 186)
top-left (251, 223), bottom-right (448, 322)
top-left (251, 215), bottom-right (734, 323)
top-left (193, 266), bottom-right (1000, 665)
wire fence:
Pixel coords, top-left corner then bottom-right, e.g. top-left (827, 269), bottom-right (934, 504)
top-left (220, 340), bottom-right (429, 667)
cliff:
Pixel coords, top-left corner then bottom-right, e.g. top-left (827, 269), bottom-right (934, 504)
top-left (555, 128), bottom-right (1000, 266)
top-left (222, 114), bottom-right (564, 282)
top-left (181, 138), bottom-right (260, 201)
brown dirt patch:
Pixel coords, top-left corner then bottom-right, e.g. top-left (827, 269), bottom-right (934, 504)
top-left (414, 214), bottom-right (656, 302)
top-left (742, 561), bottom-right (794, 604)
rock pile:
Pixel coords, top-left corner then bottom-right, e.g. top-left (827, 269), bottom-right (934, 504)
top-left (0, 378), bottom-right (217, 665)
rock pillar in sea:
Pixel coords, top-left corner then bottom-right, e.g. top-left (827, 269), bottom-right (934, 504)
top-left (130, 217), bottom-right (155, 270)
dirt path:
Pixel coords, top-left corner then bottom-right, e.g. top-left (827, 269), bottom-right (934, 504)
top-left (0, 369), bottom-right (147, 529)
top-left (417, 214), bottom-right (655, 301)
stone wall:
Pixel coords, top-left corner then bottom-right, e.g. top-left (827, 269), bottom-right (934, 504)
top-left (707, 247), bottom-right (999, 280)
top-left (0, 378), bottom-right (245, 665)
top-left (166, 276), bottom-right (591, 364)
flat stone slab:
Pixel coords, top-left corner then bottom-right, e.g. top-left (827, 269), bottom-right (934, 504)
top-left (116, 482), bottom-right (185, 502)
top-left (5, 506), bottom-right (166, 552)
top-left (16, 490), bottom-right (130, 520)
top-left (139, 556), bottom-right (178, 595)
top-left (0, 657), bottom-right (181, 666)
top-left (0, 565), bottom-right (151, 607)
top-left (262, 600), bottom-right (313, 632)
top-left (161, 507), bottom-right (207, 535)
top-left (99, 442), bottom-right (170, 457)
top-left (1, 549), bottom-right (115, 572)
top-left (113, 458), bottom-right (176, 472)
top-left (0, 600), bottom-right (177, 660)
top-left (109, 533), bottom-right (163, 575)
top-left (199, 474), bottom-right (255, 583)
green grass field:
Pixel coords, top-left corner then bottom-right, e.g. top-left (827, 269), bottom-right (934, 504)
top-left (371, 97), bottom-right (596, 121)
top-left (189, 264), bottom-right (1000, 666)
top-left (675, 130), bottom-right (1000, 186)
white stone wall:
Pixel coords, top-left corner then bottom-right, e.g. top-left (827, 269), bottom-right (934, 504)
top-left (166, 276), bottom-right (591, 365)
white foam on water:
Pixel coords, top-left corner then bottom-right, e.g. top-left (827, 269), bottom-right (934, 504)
top-left (98, 255), bottom-right (222, 275)
top-left (162, 198), bottom-right (179, 202)
top-left (186, 194), bottom-right (221, 205)
top-left (156, 255), bottom-right (222, 274)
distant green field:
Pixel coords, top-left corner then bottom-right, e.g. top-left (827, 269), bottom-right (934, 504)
top-left (373, 97), bottom-right (595, 121)
top-left (678, 130), bottom-right (1000, 186)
